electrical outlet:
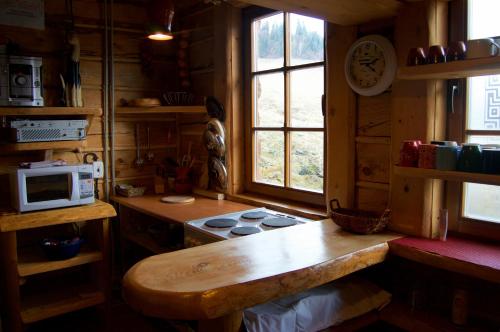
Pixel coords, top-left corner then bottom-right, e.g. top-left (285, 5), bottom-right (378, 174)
top-left (93, 161), bottom-right (104, 179)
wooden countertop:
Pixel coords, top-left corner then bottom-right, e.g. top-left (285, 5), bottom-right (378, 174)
top-left (111, 195), bottom-right (256, 224)
top-left (123, 219), bottom-right (401, 321)
top-left (0, 200), bottom-right (116, 232)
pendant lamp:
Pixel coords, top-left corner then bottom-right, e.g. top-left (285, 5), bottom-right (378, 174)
top-left (147, 0), bottom-right (174, 41)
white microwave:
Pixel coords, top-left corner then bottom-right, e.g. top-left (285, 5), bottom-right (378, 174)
top-left (10, 164), bottom-right (95, 212)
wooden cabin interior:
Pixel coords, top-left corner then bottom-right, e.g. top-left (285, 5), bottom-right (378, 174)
top-left (1, 0), bottom-right (500, 331)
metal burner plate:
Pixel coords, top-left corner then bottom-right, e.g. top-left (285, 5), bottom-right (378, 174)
top-left (262, 217), bottom-right (297, 228)
top-left (230, 226), bottom-right (261, 236)
top-left (205, 218), bottom-right (238, 228)
top-left (241, 211), bottom-right (267, 220)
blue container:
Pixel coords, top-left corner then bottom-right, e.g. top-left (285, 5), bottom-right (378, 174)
top-left (41, 237), bottom-right (83, 260)
top-left (436, 145), bottom-right (459, 171)
top-left (482, 149), bottom-right (500, 174)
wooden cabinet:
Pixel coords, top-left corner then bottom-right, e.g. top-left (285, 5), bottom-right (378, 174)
top-left (0, 201), bottom-right (116, 332)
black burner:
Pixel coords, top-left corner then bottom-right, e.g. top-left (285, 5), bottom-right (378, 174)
top-left (241, 211), bottom-right (267, 220)
top-left (231, 226), bottom-right (261, 236)
top-left (262, 217), bottom-right (297, 228)
top-left (205, 218), bottom-right (238, 228)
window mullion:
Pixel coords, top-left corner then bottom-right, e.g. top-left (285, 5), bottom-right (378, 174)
top-left (284, 13), bottom-right (290, 188)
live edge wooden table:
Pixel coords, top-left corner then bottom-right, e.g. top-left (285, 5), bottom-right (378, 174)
top-left (123, 219), bottom-right (401, 332)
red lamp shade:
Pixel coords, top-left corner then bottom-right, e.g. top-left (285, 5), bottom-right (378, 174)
top-left (147, 0), bottom-right (174, 41)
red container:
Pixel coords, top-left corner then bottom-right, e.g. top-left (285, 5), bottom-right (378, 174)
top-left (400, 140), bottom-right (420, 167)
top-left (418, 144), bottom-right (438, 169)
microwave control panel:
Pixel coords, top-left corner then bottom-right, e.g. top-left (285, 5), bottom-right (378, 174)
top-left (78, 172), bottom-right (94, 199)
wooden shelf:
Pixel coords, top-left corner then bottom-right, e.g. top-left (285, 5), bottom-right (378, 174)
top-left (0, 107), bottom-right (102, 117)
top-left (393, 166), bottom-right (500, 186)
top-left (1, 139), bottom-right (87, 153)
top-left (123, 232), bottom-right (176, 254)
top-left (115, 106), bottom-right (206, 115)
top-left (397, 56), bottom-right (500, 80)
top-left (20, 283), bottom-right (105, 324)
top-left (17, 246), bottom-right (103, 277)
top-left (0, 200), bottom-right (116, 232)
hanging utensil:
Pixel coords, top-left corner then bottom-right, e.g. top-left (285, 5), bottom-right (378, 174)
top-left (146, 126), bottom-right (155, 162)
top-left (134, 123), bottom-right (144, 168)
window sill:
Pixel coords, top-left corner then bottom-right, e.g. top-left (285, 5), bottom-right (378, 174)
top-left (389, 236), bottom-right (500, 284)
top-left (227, 193), bottom-right (328, 220)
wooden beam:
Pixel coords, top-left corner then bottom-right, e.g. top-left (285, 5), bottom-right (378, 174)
top-left (326, 24), bottom-right (357, 209)
top-left (237, 0), bottom-right (401, 26)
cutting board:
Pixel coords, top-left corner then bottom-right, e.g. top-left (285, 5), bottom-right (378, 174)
top-left (160, 195), bottom-right (195, 204)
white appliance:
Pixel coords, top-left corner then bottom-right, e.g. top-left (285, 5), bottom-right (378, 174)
top-left (9, 119), bottom-right (88, 142)
top-left (10, 164), bottom-right (94, 212)
top-left (0, 56), bottom-right (44, 107)
top-left (184, 208), bottom-right (313, 247)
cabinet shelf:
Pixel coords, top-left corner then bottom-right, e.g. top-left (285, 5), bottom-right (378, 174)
top-left (20, 283), bottom-right (105, 324)
top-left (115, 106), bottom-right (206, 115)
top-left (0, 200), bottom-right (116, 232)
top-left (0, 107), bottom-right (102, 117)
top-left (17, 246), bottom-right (103, 277)
top-left (393, 166), bottom-right (500, 186)
top-left (1, 139), bottom-right (87, 153)
top-left (397, 56), bottom-right (500, 80)
top-left (123, 232), bottom-right (176, 255)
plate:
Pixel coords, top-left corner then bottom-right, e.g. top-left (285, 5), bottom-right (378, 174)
top-left (160, 195), bottom-right (195, 204)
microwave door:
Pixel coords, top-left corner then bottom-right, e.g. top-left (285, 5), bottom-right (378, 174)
top-left (25, 173), bottom-right (72, 204)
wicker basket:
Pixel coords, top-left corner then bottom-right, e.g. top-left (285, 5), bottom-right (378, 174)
top-left (116, 184), bottom-right (146, 197)
top-left (329, 199), bottom-right (391, 234)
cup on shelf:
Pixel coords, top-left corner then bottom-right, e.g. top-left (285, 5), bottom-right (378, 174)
top-left (436, 145), bottom-right (459, 171)
top-left (407, 47), bottom-right (427, 66)
top-left (427, 45), bottom-right (447, 64)
top-left (457, 143), bottom-right (482, 172)
top-left (446, 41), bottom-right (467, 61)
top-left (400, 140), bottom-right (421, 167)
top-left (482, 148), bottom-right (500, 174)
top-left (418, 144), bottom-right (438, 169)
top-left (465, 38), bottom-right (500, 59)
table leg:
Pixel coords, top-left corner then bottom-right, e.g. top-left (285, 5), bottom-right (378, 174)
top-left (198, 311), bottom-right (243, 332)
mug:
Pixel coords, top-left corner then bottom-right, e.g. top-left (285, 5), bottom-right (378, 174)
top-left (457, 143), bottom-right (482, 172)
top-left (428, 45), bottom-right (446, 64)
top-left (407, 47), bottom-right (427, 66)
top-left (436, 145), bottom-right (459, 171)
top-left (418, 144), bottom-right (438, 169)
top-left (400, 140), bottom-right (420, 167)
top-left (431, 140), bottom-right (458, 147)
top-left (482, 148), bottom-right (500, 174)
top-left (446, 41), bottom-right (467, 61)
top-left (466, 38), bottom-right (500, 59)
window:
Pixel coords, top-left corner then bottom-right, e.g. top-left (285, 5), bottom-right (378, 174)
top-left (448, 0), bottom-right (500, 238)
top-left (244, 9), bottom-right (325, 205)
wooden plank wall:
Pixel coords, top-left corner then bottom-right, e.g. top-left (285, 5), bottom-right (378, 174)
top-left (353, 21), bottom-right (394, 213)
top-left (0, 0), bottom-right (178, 198)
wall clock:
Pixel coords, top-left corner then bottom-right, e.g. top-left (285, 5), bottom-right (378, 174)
top-left (344, 35), bottom-right (397, 96)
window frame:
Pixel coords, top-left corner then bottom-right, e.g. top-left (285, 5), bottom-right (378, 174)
top-left (446, 0), bottom-right (500, 240)
top-left (242, 7), bottom-right (326, 206)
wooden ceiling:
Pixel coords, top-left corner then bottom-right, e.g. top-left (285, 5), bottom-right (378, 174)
top-left (236, 0), bottom-right (403, 25)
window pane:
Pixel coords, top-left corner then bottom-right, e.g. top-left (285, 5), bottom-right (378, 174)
top-left (290, 67), bottom-right (324, 128)
top-left (468, 0), bottom-right (500, 39)
top-left (463, 135), bottom-right (500, 223)
top-left (463, 183), bottom-right (500, 223)
top-left (290, 132), bottom-right (324, 192)
top-left (252, 13), bottom-right (284, 72)
top-left (467, 76), bottom-right (500, 130)
top-left (254, 73), bottom-right (284, 127)
top-left (289, 14), bottom-right (324, 66)
top-left (254, 131), bottom-right (284, 186)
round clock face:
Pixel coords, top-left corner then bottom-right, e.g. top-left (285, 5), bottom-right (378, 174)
top-left (344, 35), bottom-right (396, 96)
top-left (349, 41), bottom-right (386, 88)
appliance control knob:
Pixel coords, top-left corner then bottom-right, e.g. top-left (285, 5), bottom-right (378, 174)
top-left (15, 75), bottom-right (27, 85)
top-left (34, 80), bottom-right (40, 87)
